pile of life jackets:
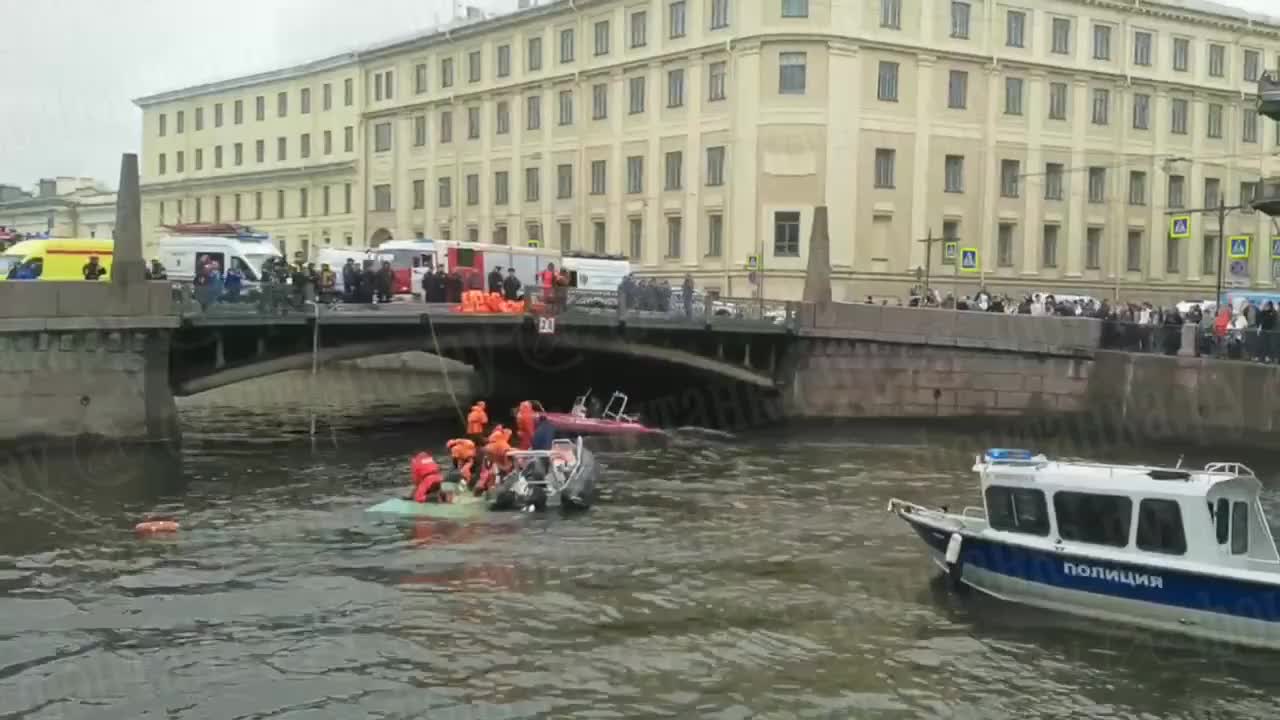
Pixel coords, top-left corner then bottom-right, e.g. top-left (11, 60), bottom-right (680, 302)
top-left (454, 290), bottom-right (526, 314)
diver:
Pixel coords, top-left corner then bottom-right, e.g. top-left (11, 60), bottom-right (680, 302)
top-left (409, 452), bottom-right (450, 503)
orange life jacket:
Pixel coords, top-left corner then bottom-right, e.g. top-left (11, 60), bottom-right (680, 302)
top-left (411, 453), bottom-right (445, 503)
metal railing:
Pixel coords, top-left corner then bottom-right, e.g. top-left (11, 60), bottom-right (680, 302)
top-left (1099, 318), bottom-right (1280, 361)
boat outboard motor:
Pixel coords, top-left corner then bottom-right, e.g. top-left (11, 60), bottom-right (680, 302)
top-left (487, 471), bottom-right (545, 512)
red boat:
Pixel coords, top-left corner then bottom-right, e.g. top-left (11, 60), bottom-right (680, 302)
top-left (539, 391), bottom-right (662, 436)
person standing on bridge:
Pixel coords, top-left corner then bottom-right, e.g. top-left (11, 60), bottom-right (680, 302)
top-left (682, 274), bottom-right (694, 319)
top-left (503, 268), bottom-right (522, 301)
top-left (488, 265), bottom-right (504, 294)
top-left (540, 262), bottom-right (556, 310)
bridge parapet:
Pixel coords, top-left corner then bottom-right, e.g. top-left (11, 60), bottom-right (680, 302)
top-left (798, 301), bottom-right (1100, 356)
top-left (0, 281), bottom-right (177, 329)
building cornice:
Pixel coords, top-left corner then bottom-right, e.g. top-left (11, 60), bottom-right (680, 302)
top-left (133, 54), bottom-right (360, 107)
top-left (139, 160), bottom-right (358, 195)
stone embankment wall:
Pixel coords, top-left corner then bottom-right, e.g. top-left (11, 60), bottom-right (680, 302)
top-left (0, 282), bottom-right (177, 444)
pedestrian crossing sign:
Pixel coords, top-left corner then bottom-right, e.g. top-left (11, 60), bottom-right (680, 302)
top-left (1271, 236), bottom-right (1280, 259)
top-left (960, 247), bottom-right (979, 272)
top-left (1229, 235), bottom-right (1251, 259)
top-left (1170, 215), bottom-right (1191, 239)
top-left (943, 241), bottom-right (958, 262)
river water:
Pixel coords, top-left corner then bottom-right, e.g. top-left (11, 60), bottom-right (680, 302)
top-left (2, 369), bottom-right (1280, 719)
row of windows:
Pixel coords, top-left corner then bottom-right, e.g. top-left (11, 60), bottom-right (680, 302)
top-left (157, 80), bottom-right (355, 137)
top-left (372, 65), bottom-right (729, 154)
top-left (156, 184), bottom-right (354, 224)
top-left (985, 485), bottom-right (1252, 557)
top-left (376, 147), bottom-right (727, 215)
top-left (155, 127), bottom-right (356, 175)
top-left (944, 0), bottom-right (1275, 82)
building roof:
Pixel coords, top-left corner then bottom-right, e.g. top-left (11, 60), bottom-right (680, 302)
top-left (131, 0), bottom-right (1279, 107)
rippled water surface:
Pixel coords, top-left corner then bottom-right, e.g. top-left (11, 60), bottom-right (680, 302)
top-left (4, 374), bottom-right (1280, 719)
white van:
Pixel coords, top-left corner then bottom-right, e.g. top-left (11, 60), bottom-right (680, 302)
top-left (314, 247), bottom-right (396, 294)
top-left (157, 234), bottom-right (282, 285)
top-left (561, 252), bottom-right (630, 291)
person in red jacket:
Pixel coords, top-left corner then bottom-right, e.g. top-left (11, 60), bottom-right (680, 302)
top-left (411, 452), bottom-right (449, 503)
top-left (540, 262), bottom-right (557, 310)
top-left (515, 401), bottom-right (536, 450)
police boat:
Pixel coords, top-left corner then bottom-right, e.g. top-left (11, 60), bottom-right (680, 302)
top-left (486, 437), bottom-right (598, 513)
top-left (888, 449), bottom-right (1280, 651)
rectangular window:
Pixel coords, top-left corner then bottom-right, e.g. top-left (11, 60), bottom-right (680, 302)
top-left (880, 0), bottom-right (901, 28)
top-left (194, 148), bottom-right (203, 171)
top-left (159, 113), bottom-right (167, 137)
top-left (1129, 170), bottom-right (1146, 205)
top-left (299, 188), bottom-right (308, 217)
top-left (414, 116), bottom-right (426, 146)
top-left (528, 222), bottom-right (542, 247)
top-left (1042, 225), bottom-right (1059, 267)
top-left (322, 83), bottom-right (332, 110)
top-left (528, 36), bottom-right (543, 71)
top-left (877, 61), bottom-right (899, 102)
top-left (559, 90), bottom-right (574, 125)
top-left (595, 20), bottom-right (610, 55)
top-left (591, 159), bottom-right (607, 195)
top-left (557, 163), bottom-right (574, 198)
top-left (525, 167), bottom-right (541, 202)
top-left (1088, 167), bottom-right (1106, 203)
top-left (631, 10), bottom-right (648, 47)
top-left (255, 140), bottom-right (265, 163)
top-left (1242, 181), bottom-right (1259, 203)
top-left (1244, 49), bottom-right (1260, 82)
top-left (277, 91), bottom-right (288, 117)
top-left (1168, 175), bottom-right (1185, 208)
top-left (497, 101), bottom-right (511, 134)
top-left (774, 211), bottom-right (801, 256)
top-left (1204, 177), bottom-right (1221, 210)
top-left (344, 78), bottom-right (354, 106)
top-left (437, 177), bottom-right (452, 208)
top-left (234, 100), bottom-right (244, 124)
top-left (629, 76), bottom-right (646, 113)
top-left (783, 0), bottom-right (808, 18)
top-left (1132, 93), bottom-right (1150, 129)
top-left (372, 184), bottom-right (392, 212)
top-left (344, 126), bottom-right (354, 152)
top-left (1208, 103), bottom-right (1223, 138)
top-left (1166, 237), bottom-right (1181, 273)
top-left (1209, 44), bottom-right (1225, 78)
top-left (711, 0), bottom-right (730, 29)
top-left (344, 183), bottom-right (352, 214)
top-left (1006, 10), bottom-right (1025, 48)
top-left (706, 146), bottom-right (725, 186)
top-left (1001, 159), bottom-right (1020, 198)
top-left (951, 1), bottom-right (970, 39)
top-left (944, 154), bottom-right (964, 193)
top-left (561, 221), bottom-right (575, 251)
top-left (415, 63), bottom-right (428, 94)
top-left (1127, 230), bottom-right (1143, 271)
top-left (1093, 24), bottom-right (1111, 60)
top-left (1134, 500), bottom-right (1187, 555)
top-left (1045, 163), bottom-right (1064, 200)
top-left (560, 28), bottom-right (575, 63)
top-left (468, 107), bottom-right (480, 139)
top-left (1231, 502), bottom-right (1250, 555)
top-left (441, 58), bottom-right (454, 88)
top-left (497, 44), bottom-right (511, 78)
top-left (666, 216), bottom-right (682, 257)
top-left (1005, 77), bottom-right (1024, 115)
top-left (1086, 227), bottom-right (1102, 269)
top-left (780, 52), bottom-right (807, 94)
top-left (158, 153), bottom-right (166, 175)
top-left (1171, 98), bottom-right (1189, 134)
top-left (214, 103), bottom-right (223, 127)
top-left (593, 221), bottom-right (607, 253)
top-left (1173, 38), bottom-right (1189, 72)
top-left (997, 223), bottom-right (1014, 267)
top-left (195, 107), bottom-right (204, 131)
top-left (494, 226), bottom-right (508, 246)
top-left (627, 156), bottom-right (644, 193)
top-left (300, 88), bottom-right (311, 114)
top-left (276, 137), bottom-right (286, 161)
top-left (1092, 88), bottom-right (1109, 125)
top-left (300, 133), bottom-right (310, 159)
top-left (668, 68), bottom-right (685, 107)
top-left (253, 96), bottom-right (264, 122)
top-left (527, 95), bottom-right (542, 130)
top-left (176, 150), bottom-right (184, 172)
top-left (705, 213), bottom-right (724, 257)
top-left (214, 145), bottom-right (224, 168)
top-left (709, 61), bottom-right (727, 101)
top-left (985, 486), bottom-right (1050, 535)
top-left (947, 70), bottom-right (968, 109)
top-left (1051, 17), bottom-right (1071, 54)
top-left (466, 174), bottom-right (479, 206)
top-left (1133, 31), bottom-right (1152, 66)
top-left (629, 217), bottom-right (643, 258)
top-left (495, 171), bottom-right (509, 205)
top-left (375, 121), bottom-right (392, 151)
top-left (1243, 109), bottom-right (1258, 144)
top-left (323, 131), bottom-right (332, 155)
top-left (1054, 491), bottom-right (1132, 547)
top-left (1048, 82), bottom-right (1067, 120)
top-left (234, 142), bottom-right (243, 166)
top-left (874, 148), bottom-right (895, 188)
top-left (1204, 235), bottom-right (1220, 275)
top-left (665, 151), bottom-right (683, 190)
top-left (440, 111), bottom-right (453, 143)
top-left (468, 50), bottom-right (481, 82)
top-left (669, 1), bottom-right (687, 38)
top-left (322, 186), bottom-right (329, 216)
top-left (275, 191), bottom-right (283, 219)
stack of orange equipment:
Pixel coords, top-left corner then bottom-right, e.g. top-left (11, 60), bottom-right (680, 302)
top-left (454, 290), bottom-right (527, 314)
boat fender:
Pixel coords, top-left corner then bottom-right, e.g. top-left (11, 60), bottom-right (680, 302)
top-left (944, 533), bottom-right (965, 591)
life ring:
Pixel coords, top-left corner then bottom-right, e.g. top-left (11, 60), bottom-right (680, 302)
top-left (944, 532), bottom-right (965, 591)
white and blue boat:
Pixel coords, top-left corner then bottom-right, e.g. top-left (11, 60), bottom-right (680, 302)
top-left (889, 449), bottom-right (1280, 650)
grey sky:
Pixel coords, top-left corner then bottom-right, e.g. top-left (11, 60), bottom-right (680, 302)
top-left (0, 0), bottom-right (1275, 188)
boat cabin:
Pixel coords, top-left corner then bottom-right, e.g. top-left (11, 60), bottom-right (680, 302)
top-left (973, 449), bottom-right (1280, 572)
top-left (1260, 71), bottom-right (1280, 122)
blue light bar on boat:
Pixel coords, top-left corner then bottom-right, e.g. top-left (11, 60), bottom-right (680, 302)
top-left (985, 448), bottom-right (1035, 461)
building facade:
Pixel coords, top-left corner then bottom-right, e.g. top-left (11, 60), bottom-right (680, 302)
top-left (0, 177), bottom-right (118, 240)
top-left (135, 0), bottom-right (1280, 301)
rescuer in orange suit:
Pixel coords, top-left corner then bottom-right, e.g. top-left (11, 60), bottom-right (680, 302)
top-left (411, 452), bottom-right (449, 503)
top-left (466, 401), bottom-right (488, 441)
top-left (515, 401), bottom-right (536, 450)
top-left (477, 426), bottom-right (514, 493)
top-left (447, 438), bottom-right (477, 485)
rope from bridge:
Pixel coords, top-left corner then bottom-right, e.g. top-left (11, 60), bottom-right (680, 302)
top-left (423, 310), bottom-right (467, 428)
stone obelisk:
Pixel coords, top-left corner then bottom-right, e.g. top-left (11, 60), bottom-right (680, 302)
top-left (802, 205), bottom-right (832, 304)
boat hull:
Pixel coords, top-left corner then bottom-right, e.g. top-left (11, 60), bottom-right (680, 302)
top-left (898, 509), bottom-right (1280, 651)
top-left (541, 412), bottom-right (660, 437)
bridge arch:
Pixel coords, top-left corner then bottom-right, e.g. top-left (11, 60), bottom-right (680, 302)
top-left (370, 228), bottom-right (393, 246)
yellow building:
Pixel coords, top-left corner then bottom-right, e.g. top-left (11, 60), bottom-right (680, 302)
top-left (135, 0), bottom-right (1280, 301)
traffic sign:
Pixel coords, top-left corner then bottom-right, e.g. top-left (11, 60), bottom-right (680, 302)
top-left (1229, 235), bottom-right (1251, 259)
top-left (538, 316), bottom-right (556, 335)
top-left (960, 247), bottom-right (979, 273)
top-left (1169, 215), bottom-right (1191, 239)
top-left (1271, 236), bottom-right (1280, 259)
top-left (943, 241), bottom-right (958, 263)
